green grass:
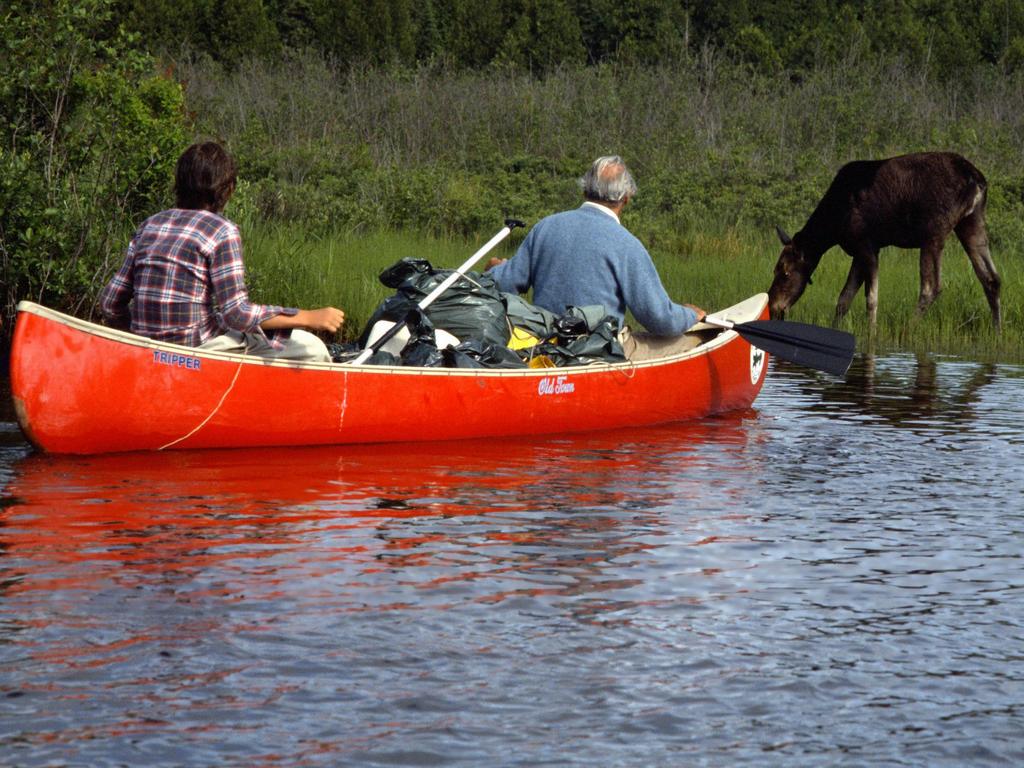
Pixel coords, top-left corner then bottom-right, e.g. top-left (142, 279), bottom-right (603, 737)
top-left (656, 223), bottom-right (1022, 361)
top-left (242, 221), bottom-right (1023, 362)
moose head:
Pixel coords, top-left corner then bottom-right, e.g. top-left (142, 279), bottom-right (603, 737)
top-left (768, 226), bottom-right (813, 320)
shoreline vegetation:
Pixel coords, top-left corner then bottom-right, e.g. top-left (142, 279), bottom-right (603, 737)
top-left (203, 53), bottom-right (1022, 361)
top-left (5, 0), bottom-right (1024, 361)
top-left (241, 221), bottom-right (1021, 363)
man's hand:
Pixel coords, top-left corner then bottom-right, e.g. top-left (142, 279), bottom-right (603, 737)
top-left (486, 257), bottom-right (507, 269)
top-left (685, 304), bottom-right (707, 323)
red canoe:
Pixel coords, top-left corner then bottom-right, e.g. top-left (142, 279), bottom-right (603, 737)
top-left (9, 295), bottom-right (770, 454)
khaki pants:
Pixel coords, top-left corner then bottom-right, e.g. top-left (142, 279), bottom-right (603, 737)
top-left (199, 328), bottom-right (331, 362)
top-left (618, 326), bottom-right (705, 362)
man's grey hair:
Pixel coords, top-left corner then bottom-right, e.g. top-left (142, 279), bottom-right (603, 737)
top-left (580, 155), bottom-right (638, 203)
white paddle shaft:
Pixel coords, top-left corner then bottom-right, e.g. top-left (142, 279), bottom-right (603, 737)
top-left (415, 226), bottom-right (513, 312)
top-left (348, 223), bottom-right (517, 366)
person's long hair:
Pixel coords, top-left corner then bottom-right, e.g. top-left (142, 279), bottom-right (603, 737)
top-left (174, 142), bottom-right (237, 212)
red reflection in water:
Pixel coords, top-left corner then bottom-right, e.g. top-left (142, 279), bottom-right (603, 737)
top-left (1, 414), bottom-right (763, 604)
top-left (1, 416), bottom-right (766, 760)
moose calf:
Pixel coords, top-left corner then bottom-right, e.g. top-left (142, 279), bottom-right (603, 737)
top-left (769, 152), bottom-right (1001, 329)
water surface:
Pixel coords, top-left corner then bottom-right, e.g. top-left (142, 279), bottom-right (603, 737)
top-left (1, 354), bottom-right (1022, 766)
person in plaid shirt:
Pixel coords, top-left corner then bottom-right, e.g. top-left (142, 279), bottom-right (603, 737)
top-left (99, 141), bottom-right (344, 362)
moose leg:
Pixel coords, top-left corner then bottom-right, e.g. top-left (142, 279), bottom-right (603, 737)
top-left (916, 238), bottom-right (946, 316)
top-left (955, 212), bottom-right (1002, 329)
top-left (835, 259), bottom-right (866, 322)
top-left (862, 250), bottom-right (881, 324)
top-left (836, 249), bottom-right (879, 323)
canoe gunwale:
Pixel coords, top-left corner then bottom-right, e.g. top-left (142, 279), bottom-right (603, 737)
top-left (13, 295), bottom-right (766, 379)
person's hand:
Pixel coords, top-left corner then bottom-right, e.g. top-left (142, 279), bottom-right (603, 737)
top-left (486, 257), bottom-right (507, 269)
top-left (685, 304), bottom-right (707, 323)
top-left (306, 307), bottom-right (345, 333)
top-left (262, 307), bottom-right (345, 334)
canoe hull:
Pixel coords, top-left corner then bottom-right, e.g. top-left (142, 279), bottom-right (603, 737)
top-left (10, 296), bottom-right (770, 454)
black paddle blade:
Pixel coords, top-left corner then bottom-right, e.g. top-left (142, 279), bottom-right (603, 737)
top-left (733, 319), bottom-right (855, 377)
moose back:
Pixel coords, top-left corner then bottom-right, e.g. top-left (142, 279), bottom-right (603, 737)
top-left (769, 152), bottom-right (1001, 328)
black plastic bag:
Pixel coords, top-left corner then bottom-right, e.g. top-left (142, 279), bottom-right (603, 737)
top-left (443, 339), bottom-right (528, 369)
top-left (364, 257), bottom-right (510, 348)
top-left (398, 308), bottom-right (446, 367)
top-left (503, 293), bottom-right (557, 340)
top-left (328, 340), bottom-right (363, 363)
top-left (379, 258), bottom-right (433, 288)
top-left (401, 342), bottom-right (445, 367)
top-left (564, 315), bottom-right (626, 363)
top-left (553, 305), bottom-right (611, 342)
top-left (515, 308), bottom-right (626, 366)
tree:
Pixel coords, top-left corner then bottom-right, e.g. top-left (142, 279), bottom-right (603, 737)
top-left (116, 0), bottom-right (281, 63)
top-left (443, 0), bottom-right (508, 68)
top-left (574, 0), bottom-right (690, 64)
top-left (494, 0), bottom-right (586, 72)
top-left (314, 0), bottom-right (416, 66)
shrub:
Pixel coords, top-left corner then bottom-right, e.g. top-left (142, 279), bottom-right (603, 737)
top-left (1, 0), bottom-right (190, 339)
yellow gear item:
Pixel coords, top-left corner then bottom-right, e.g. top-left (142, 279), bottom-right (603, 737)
top-left (508, 326), bottom-right (541, 350)
top-left (527, 354), bottom-right (557, 369)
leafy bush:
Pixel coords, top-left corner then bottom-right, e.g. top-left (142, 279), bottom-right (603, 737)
top-left (1, 0), bottom-right (189, 337)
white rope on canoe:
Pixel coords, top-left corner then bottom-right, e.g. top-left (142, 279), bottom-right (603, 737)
top-left (157, 356), bottom-right (245, 451)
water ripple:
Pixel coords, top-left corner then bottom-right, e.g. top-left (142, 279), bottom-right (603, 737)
top-left (1, 354), bottom-right (1023, 766)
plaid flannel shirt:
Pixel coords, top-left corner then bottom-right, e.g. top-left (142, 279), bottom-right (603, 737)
top-left (99, 209), bottom-right (297, 348)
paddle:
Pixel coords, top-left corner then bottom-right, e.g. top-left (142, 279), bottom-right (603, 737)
top-left (702, 316), bottom-right (856, 377)
top-left (348, 218), bottom-right (525, 366)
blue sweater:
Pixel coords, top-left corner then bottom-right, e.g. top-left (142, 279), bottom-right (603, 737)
top-left (488, 204), bottom-right (697, 336)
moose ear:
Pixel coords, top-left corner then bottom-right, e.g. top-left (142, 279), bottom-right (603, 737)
top-left (775, 225), bottom-right (792, 246)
